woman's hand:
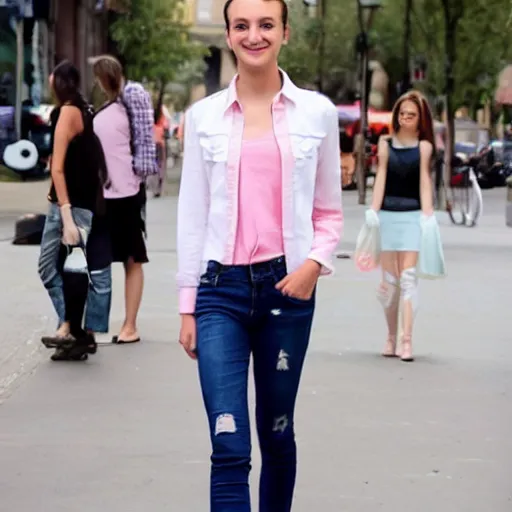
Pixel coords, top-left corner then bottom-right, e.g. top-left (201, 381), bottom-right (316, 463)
top-left (60, 205), bottom-right (80, 246)
top-left (275, 259), bottom-right (321, 301)
top-left (62, 220), bottom-right (80, 246)
top-left (365, 208), bottom-right (380, 227)
top-left (179, 314), bottom-right (197, 360)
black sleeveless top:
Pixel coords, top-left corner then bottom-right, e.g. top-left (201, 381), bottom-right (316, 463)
top-left (48, 98), bottom-right (104, 214)
top-left (381, 139), bottom-right (421, 212)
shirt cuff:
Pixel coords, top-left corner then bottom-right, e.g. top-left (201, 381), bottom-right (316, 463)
top-left (307, 253), bottom-right (335, 276)
top-left (179, 287), bottom-right (198, 314)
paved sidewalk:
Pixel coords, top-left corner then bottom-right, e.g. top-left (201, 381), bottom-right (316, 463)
top-left (0, 187), bottom-right (511, 511)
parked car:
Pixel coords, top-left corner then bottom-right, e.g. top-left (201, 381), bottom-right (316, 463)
top-left (0, 103), bottom-right (53, 180)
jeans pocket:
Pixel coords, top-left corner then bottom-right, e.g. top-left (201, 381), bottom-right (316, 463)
top-left (281, 286), bottom-right (317, 307)
top-left (199, 271), bottom-right (218, 287)
top-left (285, 294), bottom-right (314, 306)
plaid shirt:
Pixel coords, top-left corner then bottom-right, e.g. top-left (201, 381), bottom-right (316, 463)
top-left (123, 81), bottom-right (158, 177)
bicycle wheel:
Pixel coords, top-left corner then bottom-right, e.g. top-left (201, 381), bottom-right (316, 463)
top-left (446, 171), bottom-right (482, 227)
top-left (466, 170), bottom-right (483, 226)
top-left (447, 181), bottom-right (470, 225)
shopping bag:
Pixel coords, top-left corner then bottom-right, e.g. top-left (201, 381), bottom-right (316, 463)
top-left (354, 210), bottom-right (381, 272)
top-left (417, 214), bottom-right (446, 279)
top-left (63, 227), bottom-right (89, 275)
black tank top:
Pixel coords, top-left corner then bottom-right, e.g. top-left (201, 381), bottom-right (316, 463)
top-left (48, 98), bottom-right (103, 213)
top-left (381, 138), bottom-right (421, 212)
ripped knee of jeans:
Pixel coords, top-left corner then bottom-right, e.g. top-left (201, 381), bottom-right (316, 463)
top-left (377, 271), bottom-right (399, 310)
top-left (272, 415), bottom-right (289, 434)
top-left (214, 413), bottom-right (237, 435)
top-left (400, 267), bottom-right (418, 312)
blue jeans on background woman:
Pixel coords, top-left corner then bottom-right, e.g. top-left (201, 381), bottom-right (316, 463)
top-left (38, 203), bottom-right (111, 334)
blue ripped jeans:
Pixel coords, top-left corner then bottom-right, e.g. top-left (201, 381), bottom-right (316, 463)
top-left (38, 203), bottom-right (111, 333)
top-left (195, 257), bottom-right (315, 512)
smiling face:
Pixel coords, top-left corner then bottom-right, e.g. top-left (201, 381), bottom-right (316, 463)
top-left (225, 0), bottom-right (289, 72)
top-left (398, 99), bottom-right (420, 132)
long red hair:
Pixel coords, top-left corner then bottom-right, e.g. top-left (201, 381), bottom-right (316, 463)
top-left (391, 90), bottom-right (435, 149)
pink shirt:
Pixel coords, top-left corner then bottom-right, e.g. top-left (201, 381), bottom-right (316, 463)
top-left (233, 131), bottom-right (284, 265)
top-left (177, 71), bottom-right (343, 314)
top-left (93, 101), bottom-right (141, 199)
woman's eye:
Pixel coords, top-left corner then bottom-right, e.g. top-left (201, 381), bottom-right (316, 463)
top-left (234, 24), bottom-right (247, 30)
top-left (262, 23), bottom-right (274, 29)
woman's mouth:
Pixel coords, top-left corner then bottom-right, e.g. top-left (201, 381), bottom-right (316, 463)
top-left (243, 46), bottom-right (268, 55)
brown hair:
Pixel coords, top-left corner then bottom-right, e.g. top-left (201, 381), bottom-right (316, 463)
top-left (391, 90), bottom-right (435, 149)
top-left (223, 0), bottom-right (288, 30)
top-left (51, 60), bottom-right (83, 106)
top-left (89, 55), bottom-right (124, 100)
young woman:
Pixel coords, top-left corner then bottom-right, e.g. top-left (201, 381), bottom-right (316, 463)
top-left (177, 0), bottom-right (343, 509)
top-left (39, 60), bottom-right (109, 361)
top-left (91, 55), bottom-right (149, 345)
top-left (369, 90), bottom-right (435, 362)
top-left (152, 102), bottom-right (169, 197)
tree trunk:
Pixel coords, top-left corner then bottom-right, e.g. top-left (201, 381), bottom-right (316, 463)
top-left (402, 0), bottom-right (413, 95)
top-left (317, 0), bottom-right (327, 93)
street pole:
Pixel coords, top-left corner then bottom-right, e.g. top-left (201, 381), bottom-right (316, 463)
top-left (355, 1), bottom-right (381, 205)
top-left (15, 18), bottom-right (24, 140)
top-left (357, 37), bottom-right (369, 205)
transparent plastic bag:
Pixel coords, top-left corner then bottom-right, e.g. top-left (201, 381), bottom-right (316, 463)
top-left (417, 214), bottom-right (446, 279)
top-left (354, 211), bottom-right (381, 272)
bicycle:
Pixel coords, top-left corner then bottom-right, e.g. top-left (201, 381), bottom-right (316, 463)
top-left (435, 155), bottom-right (483, 227)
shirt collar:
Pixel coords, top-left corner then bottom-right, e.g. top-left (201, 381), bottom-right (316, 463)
top-left (223, 68), bottom-right (300, 114)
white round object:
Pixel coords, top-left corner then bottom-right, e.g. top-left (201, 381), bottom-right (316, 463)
top-left (3, 140), bottom-right (39, 171)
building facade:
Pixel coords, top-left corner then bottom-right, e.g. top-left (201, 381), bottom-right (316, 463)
top-left (185, 0), bottom-right (236, 102)
top-left (0, 0), bottom-right (118, 108)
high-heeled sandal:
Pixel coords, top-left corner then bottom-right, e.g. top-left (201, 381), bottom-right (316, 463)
top-left (400, 335), bottom-right (414, 362)
top-left (382, 334), bottom-right (398, 357)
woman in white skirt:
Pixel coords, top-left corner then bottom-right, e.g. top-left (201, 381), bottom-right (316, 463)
top-left (369, 91), bottom-right (434, 361)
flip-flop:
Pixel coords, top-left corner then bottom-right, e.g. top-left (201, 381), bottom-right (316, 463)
top-left (111, 335), bottom-right (141, 344)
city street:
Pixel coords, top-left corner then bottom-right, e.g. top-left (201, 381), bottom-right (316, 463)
top-left (0, 181), bottom-right (511, 511)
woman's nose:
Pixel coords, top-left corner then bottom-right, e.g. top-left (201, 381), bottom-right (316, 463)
top-left (247, 26), bottom-right (263, 44)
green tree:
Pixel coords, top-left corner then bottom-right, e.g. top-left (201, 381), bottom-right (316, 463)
top-left (110, 0), bottom-right (207, 98)
top-left (376, 0), bottom-right (512, 109)
top-left (279, 1), bottom-right (358, 101)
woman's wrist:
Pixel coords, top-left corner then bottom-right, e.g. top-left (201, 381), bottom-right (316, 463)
top-left (60, 205), bottom-right (74, 224)
top-left (305, 258), bottom-right (322, 276)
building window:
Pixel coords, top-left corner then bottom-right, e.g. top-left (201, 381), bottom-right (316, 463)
top-left (196, 0), bottom-right (212, 23)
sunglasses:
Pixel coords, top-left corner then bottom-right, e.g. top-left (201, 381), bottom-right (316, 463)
top-left (399, 111), bottom-right (418, 119)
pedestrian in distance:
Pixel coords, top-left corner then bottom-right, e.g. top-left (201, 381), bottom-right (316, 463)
top-left (368, 90), bottom-right (435, 362)
top-left (89, 54), bottom-right (158, 345)
top-left (39, 60), bottom-right (110, 361)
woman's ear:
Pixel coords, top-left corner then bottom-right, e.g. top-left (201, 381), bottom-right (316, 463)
top-left (283, 25), bottom-right (290, 45)
top-left (225, 29), bottom-right (233, 51)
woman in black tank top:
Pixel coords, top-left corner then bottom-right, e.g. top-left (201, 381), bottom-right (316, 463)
top-left (38, 60), bottom-right (110, 361)
top-left (368, 91), bottom-right (435, 362)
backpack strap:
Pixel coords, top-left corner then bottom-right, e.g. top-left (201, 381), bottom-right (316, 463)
top-left (118, 94), bottom-right (136, 158)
